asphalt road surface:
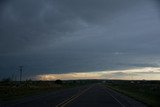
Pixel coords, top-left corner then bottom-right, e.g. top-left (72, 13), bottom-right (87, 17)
top-left (0, 84), bottom-right (146, 107)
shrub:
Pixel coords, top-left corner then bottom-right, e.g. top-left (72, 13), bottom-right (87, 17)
top-left (55, 79), bottom-right (63, 84)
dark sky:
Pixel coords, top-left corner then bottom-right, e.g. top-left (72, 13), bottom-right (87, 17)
top-left (0, 0), bottom-right (160, 80)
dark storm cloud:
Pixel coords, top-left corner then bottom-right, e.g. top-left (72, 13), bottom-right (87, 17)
top-left (0, 0), bottom-right (160, 79)
top-left (0, 0), bottom-right (139, 53)
top-left (0, 0), bottom-right (74, 53)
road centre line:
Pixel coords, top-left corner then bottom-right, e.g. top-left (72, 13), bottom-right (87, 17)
top-left (55, 86), bottom-right (93, 107)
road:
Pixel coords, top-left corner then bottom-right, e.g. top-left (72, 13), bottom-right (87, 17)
top-left (0, 84), bottom-right (146, 107)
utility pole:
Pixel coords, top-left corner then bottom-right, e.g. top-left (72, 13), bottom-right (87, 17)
top-left (19, 66), bottom-right (23, 82)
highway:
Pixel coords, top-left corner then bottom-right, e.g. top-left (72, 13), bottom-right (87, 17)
top-left (1, 84), bottom-right (146, 107)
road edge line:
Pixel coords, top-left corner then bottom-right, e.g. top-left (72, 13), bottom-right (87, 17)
top-left (103, 87), bottom-right (125, 107)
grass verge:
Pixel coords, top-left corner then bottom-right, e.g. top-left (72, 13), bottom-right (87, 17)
top-left (106, 81), bottom-right (160, 107)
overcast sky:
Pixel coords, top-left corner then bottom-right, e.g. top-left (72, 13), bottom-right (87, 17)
top-left (0, 0), bottom-right (160, 80)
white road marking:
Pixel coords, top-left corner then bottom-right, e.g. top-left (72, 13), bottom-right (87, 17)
top-left (104, 87), bottom-right (125, 107)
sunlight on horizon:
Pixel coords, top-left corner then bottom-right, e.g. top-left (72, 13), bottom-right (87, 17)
top-left (35, 67), bottom-right (160, 80)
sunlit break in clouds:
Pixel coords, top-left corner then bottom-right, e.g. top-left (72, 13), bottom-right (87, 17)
top-left (35, 67), bottom-right (160, 80)
top-left (0, 0), bottom-right (160, 80)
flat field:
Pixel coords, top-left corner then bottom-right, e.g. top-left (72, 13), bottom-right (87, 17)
top-left (106, 80), bottom-right (160, 107)
top-left (0, 80), bottom-right (97, 101)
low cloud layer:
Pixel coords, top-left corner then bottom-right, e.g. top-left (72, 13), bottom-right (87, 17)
top-left (0, 0), bottom-right (160, 80)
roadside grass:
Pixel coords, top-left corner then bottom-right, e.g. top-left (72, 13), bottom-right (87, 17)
top-left (106, 80), bottom-right (160, 107)
top-left (0, 81), bottom-right (65, 101)
top-left (0, 80), bottom-right (96, 101)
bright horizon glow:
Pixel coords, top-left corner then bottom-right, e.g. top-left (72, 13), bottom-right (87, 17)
top-left (35, 67), bottom-right (160, 80)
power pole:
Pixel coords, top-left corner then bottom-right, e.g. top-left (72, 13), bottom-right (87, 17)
top-left (19, 66), bottom-right (23, 82)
